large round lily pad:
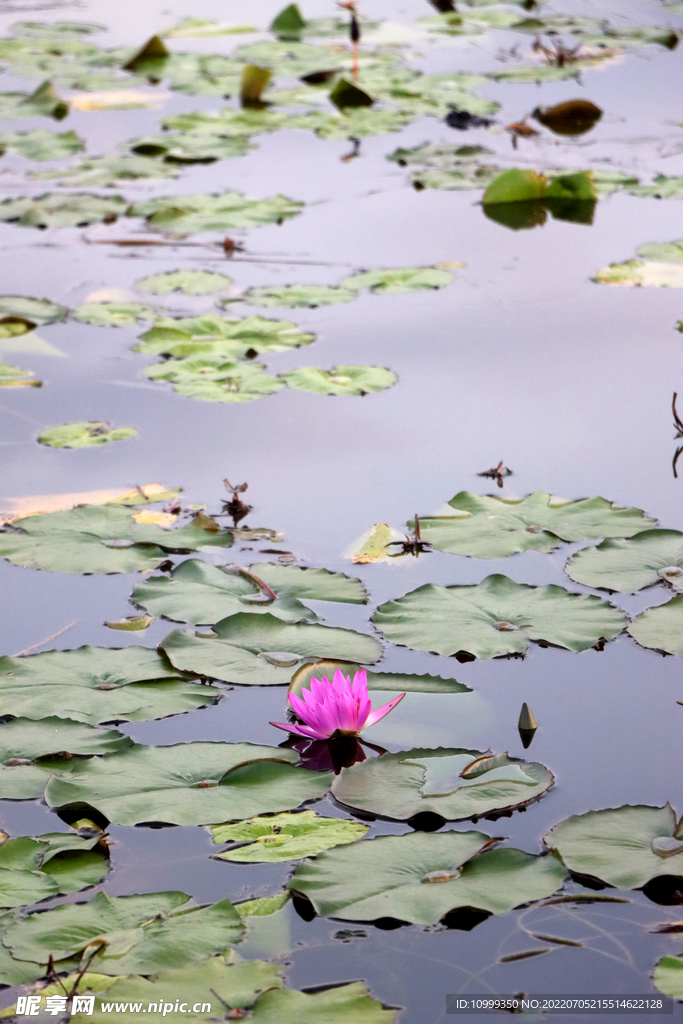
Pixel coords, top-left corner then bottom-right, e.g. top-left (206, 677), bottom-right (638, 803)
top-left (288, 831), bottom-right (567, 924)
top-left (627, 596), bottom-right (683, 655)
top-left (331, 748), bottom-right (553, 821)
top-left (44, 742), bottom-right (332, 826)
top-left (136, 314), bottom-right (314, 358)
top-left (0, 716), bottom-right (132, 800)
top-left (566, 531), bottom-right (683, 593)
top-left (416, 491), bottom-right (657, 559)
top-left (161, 612), bottom-right (382, 685)
top-left (372, 575), bottom-right (627, 659)
top-left (132, 559), bottom-right (367, 625)
top-left (544, 804), bottom-right (683, 888)
top-left (210, 810), bottom-right (368, 862)
top-left (136, 270), bottom-right (233, 295)
top-left (654, 955), bottom-right (683, 1000)
top-left (0, 832), bottom-right (110, 908)
top-left (0, 891), bottom-right (243, 976)
top-left (0, 504), bottom-right (234, 574)
top-left (290, 660), bottom-right (470, 695)
top-left (0, 646), bottom-right (219, 725)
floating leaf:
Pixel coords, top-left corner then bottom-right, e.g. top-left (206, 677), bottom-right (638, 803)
top-left (0, 192), bottom-right (127, 229)
top-left (0, 717), bottom-right (132, 800)
top-left (241, 284), bottom-right (357, 308)
top-left (637, 241), bottom-right (683, 262)
top-left (533, 99), bottom-right (602, 136)
top-left (136, 270), bottom-right (232, 296)
top-left (0, 296), bottom-right (66, 325)
top-left (654, 955), bottom-right (683, 1000)
top-left (280, 365), bottom-right (398, 396)
top-left (288, 831), bottom-right (567, 923)
top-left (10, 21), bottom-right (106, 36)
top-left (0, 831), bottom-right (109, 908)
top-left (44, 743), bottom-right (332, 826)
top-left (138, 314), bottom-right (314, 358)
top-left (38, 421), bottom-right (139, 449)
top-left (0, 129), bottom-right (83, 161)
top-left (290, 661), bottom-right (471, 695)
top-left (0, 504), bottom-right (234, 575)
top-left (0, 645), bottom-right (218, 725)
top-left (544, 804), bottom-right (683, 888)
top-left (31, 155), bottom-right (179, 187)
top-left (132, 559), bottom-right (367, 626)
top-left (0, 483), bottom-right (179, 524)
top-left (0, 363), bottom-right (41, 388)
top-left (129, 133), bottom-right (253, 163)
top-left (315, 109), bottom-right (412, 139)
top-left (71, 302), bottom-right (156, 327)
top-left (128, 191), bottom-right (303, 235)
top-left (566, 530), bottom-right (683, 593)
top-left (483, 169), bottom-right (546, 205)
top-left (416, 491), bottom-right (656, 558)
top-left (164, 19), bottom-right (257, 39)
top-left (347, 523), bottom-right (407, 563)
top-left (373, 574), bottom-right (627, 659)
top-left (104, 615), bottom-right (154, 631)
top-left (145, 358), bottom-right (285, 403)
top-left (0, 81), bottom-right (68, 120)
top-left (331, 747), bottom-right (553, 821)
top-left (627, 596), bottom-right (683, 656)
top-left (341, 267), bottom-right (456, 293)
top-left (211, 810), bottom-right (368, 862)
top-left (2, 891), bottom-right (243, 976)
top-left (161, 612), bottom-right (382, 685)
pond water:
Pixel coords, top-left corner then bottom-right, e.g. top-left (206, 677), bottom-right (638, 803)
top-left (1, 0), bottom-right (683, 1020)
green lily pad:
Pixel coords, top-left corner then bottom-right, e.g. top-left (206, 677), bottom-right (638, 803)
top-left (340, 267), bottom-right (456, 293)
top-left (128, 191), bottom-right (303, 235)
top-left (137, 314), bottom-right (314, 358)
top-left (627, 596), bottom-right (683, 656)
top-left (416, 490), bottom-right (656, 558)
top-left (0, 295), bottom-right (67, 325)
top-left (146, 358), bottom-right (285, 403)
top-left (565, 530), bottom-right (683, 593)
top-left (0, 129), bottom-right (83, 161)
top-left (315, 109), bottom-right (413, 139)
top-left (331, 748), bottom-right (554, 822)
top-left (288, 831), bottom-right (567, 923)
top-left (72, 302), bottom-right (157, 327)
top-left (1, 891), bottom-right (243, 975)
top-left (0, 716), bottom-right (132, 800)
top-left (30, 155), bottom-right (180, 188)
top-left (347, 523), bottom-right (407, 563)
top-left (0, 192), bottom-right (127, 229)
top-left (131, 559), bottom-right (367, 625)
top-left (164, 18), bottom-right (257, 38)
top-left (210, 810), bottom-right (368, 862)
top-left (0, 363), bottom-right (41, 388)
top-left (280, 365), bottom-right (398, 396)
top-left (483, 169), bottom-right (547, 205)
top-left (290, 660), bottom-right (471, 695)
top-left (161, 612), bottom-right (382, 685)
top-left (0, 645), bottom-right (219, 725)
top-left (624, 175), bottom-right (683, 199)
top-left (593, 259), bottom-right (683, 287)
top-left (44, 742), bottom-right (332, 826)
top-left (0, 504), bottom-right (234, 574)
top-left (0, 832), bottom-right (109, 907)
top-left (10, 20), bottom-right (105, 35)
top-left (240, 284), bottom-right (357, 308)
top-left (162, 108), bottom-right (291, 137)
top-left (637, 241), bottom-right (683, 262)
top-left (544, 804), bottom-right (683, 888)
top-left (654, 955), bottom-right (683, 1000)
top-left (373, 574), bottom-right (627, 659)
top-left (38, 421), bottom-right (139, 449)
top-left (237, 893), bottom-right (291, 917)
top-left (128, 133), bottom-right (254, 163)
top-left (136, 270), bottom-right (233, 296)
top-left (0, 81), bottom-right (68, 120)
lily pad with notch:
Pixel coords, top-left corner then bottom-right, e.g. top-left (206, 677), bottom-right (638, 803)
top-left (161, 612), bottom-right (382, 686)
top-left (0, 716), bottom-right (132, 800)
top-left (288, 830), bottom-right (567, 924)
top-left (415, 490), bottom-right (656, 559)
top-left (128, 191), bottom-right (304, 235)
top-left (0, 890), bottom-right (243, 976)
top-left (136, 314), bottom-right (314, 358)
top-left (566, 530), bottom-right (683, 593)
top-left (131, 559), bottom-right (367, 626)
top-left (544, 804), bottom-right (683, 888)
top-left (372, 574), bottom-right (627, 659)
top-left (0, 504), bottom-right (235, 574)
top-left (136, 270), bottom-right (233, 296)
top-left (0, 831), bottom-right (110, 908)
top-left (627, 596), bottom-right (683, 656)
top-left (0, 645), bottom-right (219, 725)
top-left (43, 742), bottom-right (332, 826)
top-left (210, 810), bottom-right (368, 863)
top-left (331, 747), bottom-right (554, 822)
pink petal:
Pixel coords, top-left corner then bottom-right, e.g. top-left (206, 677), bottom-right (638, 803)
top-left (363, 692), bottom-right (406, 728)
top-left (269, 720), bottom-right (329, 740)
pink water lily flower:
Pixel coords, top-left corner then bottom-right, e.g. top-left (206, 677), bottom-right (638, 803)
top-left (270, 668), bottom-right (405, 740)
